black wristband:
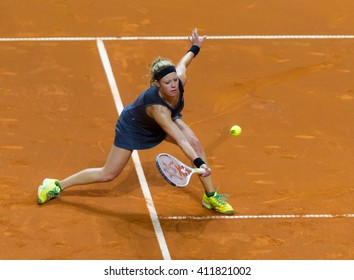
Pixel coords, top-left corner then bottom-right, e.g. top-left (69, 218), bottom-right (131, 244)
top-left (193, 157), bottom-right (205, 168)
top-left (188, 45), bottom-right (200, 57)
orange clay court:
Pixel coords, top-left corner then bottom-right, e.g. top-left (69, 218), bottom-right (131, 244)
top-left (0, 0), bottom-right (354, 260)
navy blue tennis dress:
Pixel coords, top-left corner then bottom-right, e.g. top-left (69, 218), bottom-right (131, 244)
top-left (114, 79), bottom-right (184, 150)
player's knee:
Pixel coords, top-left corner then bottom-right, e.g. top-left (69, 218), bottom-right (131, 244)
top-left (100, 169), bottom-right (118, 182)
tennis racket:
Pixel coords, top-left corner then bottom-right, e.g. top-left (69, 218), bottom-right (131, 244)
top-left (155, 153), bottom-right (206, 187)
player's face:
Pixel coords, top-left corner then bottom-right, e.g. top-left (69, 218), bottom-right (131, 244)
top-left (158, 72), bottom-right (179, 96)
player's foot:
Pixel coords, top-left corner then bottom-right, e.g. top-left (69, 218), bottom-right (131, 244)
top-left (37, 178), bottom-right (62, 205)
top-left (202, 191), bottom-right (234, 215)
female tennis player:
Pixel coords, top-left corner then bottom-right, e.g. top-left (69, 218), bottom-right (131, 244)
top-left (37, 28), bottom-right (234, 215)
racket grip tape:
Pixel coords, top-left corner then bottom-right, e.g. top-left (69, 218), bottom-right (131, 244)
top-left (196, 168), bottom-right (206, 175)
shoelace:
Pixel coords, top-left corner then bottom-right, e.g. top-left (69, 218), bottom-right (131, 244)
top-left (44, 183), bottom-right (61, 195)
top-left (212, 193), bottom-right (230, 205)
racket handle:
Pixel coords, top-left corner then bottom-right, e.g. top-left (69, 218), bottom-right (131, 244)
top-left (196, 168), bottom-right (206, 175)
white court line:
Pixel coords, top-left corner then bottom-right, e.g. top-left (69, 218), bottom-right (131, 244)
top-left (0, 35), bottom-right (353, 42)
top-left (96, 39), bottom-right (171, 260)
top-left (160, 213), bottom-right (354, 220)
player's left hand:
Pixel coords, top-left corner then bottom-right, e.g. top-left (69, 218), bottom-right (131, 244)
top-left (199, 164), bottom-right (211, 177)
top-left (189, 28), bottom-right (206, 48)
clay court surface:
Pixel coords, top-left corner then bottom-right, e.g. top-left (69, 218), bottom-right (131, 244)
top-left (1, 0), bottom-right (354, 261)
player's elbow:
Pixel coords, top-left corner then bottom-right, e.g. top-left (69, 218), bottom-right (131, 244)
top-left (176, 68), bottom-right (187, 82)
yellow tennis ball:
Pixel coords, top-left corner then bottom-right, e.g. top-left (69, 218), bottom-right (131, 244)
top-left (230, 125), bottom-right (242, 136)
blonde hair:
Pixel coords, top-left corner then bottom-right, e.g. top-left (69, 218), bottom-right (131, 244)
top-left (149, 57), bottom-right (175, 86)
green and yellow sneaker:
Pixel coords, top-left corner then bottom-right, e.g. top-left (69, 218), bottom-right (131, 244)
top-left (202, 191), bottom-right (234, 215)
top-left (37, 178), bottom-right (62, 205)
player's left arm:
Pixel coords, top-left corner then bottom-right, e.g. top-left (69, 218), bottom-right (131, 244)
top-left (176, 28), bottom-right (206, 86)
top-left (146, 105), bottom-right (211, 176)
top-left (147, 105), bottom-right (198, 160)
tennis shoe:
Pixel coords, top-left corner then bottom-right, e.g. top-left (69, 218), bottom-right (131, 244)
top-left (202, 191), bottom-right (234, 215)
top-left (37, 178), bottom-right (62, 205)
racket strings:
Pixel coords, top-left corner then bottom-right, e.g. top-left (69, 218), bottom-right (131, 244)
top-left (158, 156), bottom-right (190, 185)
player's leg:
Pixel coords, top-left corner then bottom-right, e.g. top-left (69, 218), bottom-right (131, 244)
top-left (59, 146), bottom-right (132, 190)
top-left (37, 146), bottom-right (132, 204)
